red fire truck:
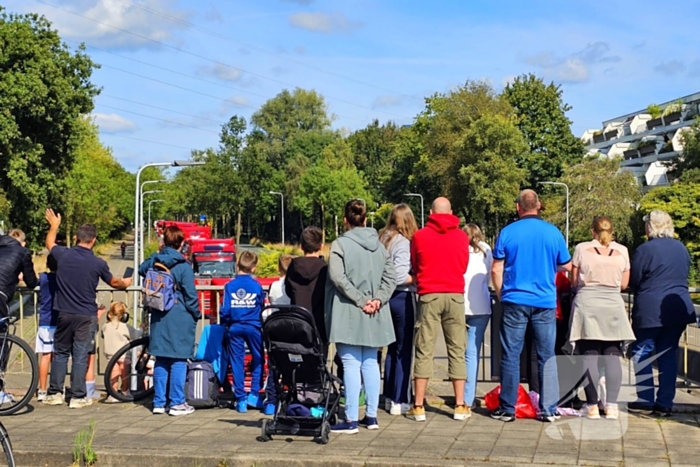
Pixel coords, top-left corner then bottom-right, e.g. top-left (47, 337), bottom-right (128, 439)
top-left (155, 220), bottom-right (211, 243)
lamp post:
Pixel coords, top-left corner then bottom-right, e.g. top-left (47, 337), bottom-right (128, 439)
top-left (538, 181), bottom-right (570, 247)
top-left (133, 161), bottom-right (204, 325)
top-left (405, 193), bottom-right (424, 227)
top-left (269, 191), bottom-right (285, 245)
top-left (369, 212), bottom-right (375, 228)
top-left (140, 190), bottom-right (165, 263)
top-left (356, 198), bottom-right (366, 207)
top-left (148, 199), bottom-right (165, 244)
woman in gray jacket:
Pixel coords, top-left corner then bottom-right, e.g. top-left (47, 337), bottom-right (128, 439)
top-left (326, 200), bottom-right (396, 434)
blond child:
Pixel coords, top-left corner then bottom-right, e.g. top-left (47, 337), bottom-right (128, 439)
top-left (101, 302), bottom-right (138, 403)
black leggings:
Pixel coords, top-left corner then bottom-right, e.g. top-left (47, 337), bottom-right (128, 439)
top-left (577, 340), bottom-right (623, 405)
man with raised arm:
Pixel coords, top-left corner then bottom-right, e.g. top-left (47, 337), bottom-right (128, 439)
top-left (42, 209), bottom-right (132, 409)
top-left (408, 197), bottom-right (470, 422)
top-left (491, 189), bottom-right (572, 423)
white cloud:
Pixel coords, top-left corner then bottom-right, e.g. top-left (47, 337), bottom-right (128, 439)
top-left (653, 60), bottom-right (686, 76)
top-left (523, 42), bottom-right (620, 84)
top-left (289, 12), bottom-right (363, 34)
top-left (373, 96), bottom-right (402, 108)
top-left (501, 75), bottom-right (517, 87)
top-left (198, 63), bottom-right (243, 82)
top-left (92, 113), bottom-right (138, 133)
top-left (37, 0), bottom-right (192, 51)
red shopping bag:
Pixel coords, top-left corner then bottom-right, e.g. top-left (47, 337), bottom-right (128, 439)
top-left (483, 384), bottom-right (537, 419)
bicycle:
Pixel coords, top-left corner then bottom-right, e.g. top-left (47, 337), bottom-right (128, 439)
top-left (0, 421), bottom-right (15, 466)
top-left (0, 316), bottom-right (38, 416)
top-left (103, 336), bottom-right (154, 402)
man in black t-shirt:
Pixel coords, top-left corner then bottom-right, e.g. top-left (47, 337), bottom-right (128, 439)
top-left (42, 209), bottom-right (132, 409)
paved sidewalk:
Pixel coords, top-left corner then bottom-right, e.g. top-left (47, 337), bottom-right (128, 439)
top-left (4, 397), bottom-right (700, 467)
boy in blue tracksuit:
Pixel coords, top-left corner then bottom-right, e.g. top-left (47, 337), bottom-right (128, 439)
top-left (220, 251), bottom-right (265, 413)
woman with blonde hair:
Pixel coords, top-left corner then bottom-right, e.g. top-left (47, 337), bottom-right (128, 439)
top-left (569, 216), bottom-right (635, 420)
top-left (379, 204), bottom-right (418, 415)
top-left (462, 223), bottom-right (492, 417)
top-left (628, 210), bottom-right (695, 417)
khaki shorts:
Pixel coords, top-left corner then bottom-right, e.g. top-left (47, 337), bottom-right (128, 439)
top-left (413, 293), bottom-right (467, 380)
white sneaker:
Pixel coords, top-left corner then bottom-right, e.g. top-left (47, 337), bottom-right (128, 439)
top-left (43, 394), bottom-right (65, 406)
top-left (0, 392), bottom-right (16, 405)
top-left (37, 390), bottom-right (47, 402)
top-left (69, 397), bottom-right (93, 409)
top-left (152, 407), bottom-right (166, 415)
top-left (105, 395), bottom-right (120, 404)
top-left (389, 402), bottom-right (411, 415)
top-left (169, 403), bottom-right (195, 416)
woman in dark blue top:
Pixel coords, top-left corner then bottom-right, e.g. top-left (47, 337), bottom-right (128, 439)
top-left (628, 210), bottom-right (696, 416)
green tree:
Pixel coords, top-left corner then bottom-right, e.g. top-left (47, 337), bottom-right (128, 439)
top-left (502, 73), bottom-right (585, 187)
top-left (64, 119), bottom-right (133, 244)
top-left (348, 120), bottom-right (401, 202)
top-left (542, 158), bottom-right (642, 247)
top-left (0, 10), bottom-right (98, 246)
top-left (668, 119), bottom-right (700, 182)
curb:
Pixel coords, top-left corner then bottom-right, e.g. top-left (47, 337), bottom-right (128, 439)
top-left (15, 451), bottom-right (461, 467)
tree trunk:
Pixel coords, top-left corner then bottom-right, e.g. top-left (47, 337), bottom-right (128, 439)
top-left (236, 212), bottom-right (242, 246)
top-left (66, 224), bottom-right (72, 248)
top-left (213, 215), bottom-right (218, 238)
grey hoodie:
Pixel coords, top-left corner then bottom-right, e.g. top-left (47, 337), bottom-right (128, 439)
top-left (325, 227), bottom-right (396, 348)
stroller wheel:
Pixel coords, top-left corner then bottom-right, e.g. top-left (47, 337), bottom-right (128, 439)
top-left (260, 419), bottom-right (272, 442)
top-left (319, 421), bottom-right (331, 445)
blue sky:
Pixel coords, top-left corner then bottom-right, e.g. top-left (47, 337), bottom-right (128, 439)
top-left (7, 0), bottom-right (700, 171)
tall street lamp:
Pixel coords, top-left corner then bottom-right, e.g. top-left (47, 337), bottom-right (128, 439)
top-left (405, 193), bottom-right (424, 227)
top-left (538, 181), bottom-right (570, 247)
top-left (369, 212), bottom-right (375, 228)
top-left (133, 160), bottom-right (204, 324)
top-left (148, 199), bottom-right (165, 244)
top-left (140, 190), bottom-right (165, 263)
top-left (269, 191), bottom-right (285, 245)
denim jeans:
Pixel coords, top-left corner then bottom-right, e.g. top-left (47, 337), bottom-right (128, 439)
top-left (153, 357), bottom-right (187, 408)
top-left (465, 314), bottom-right (490, 407)
top-left (382, 291), bottom-right (415, 404)
top-left (631, 325), bottom-right (685, 409)
top-left (226, 323), bottom-right (263, 401)
top-left (49, 313), bottom-right (94, 399)
top-left (499, 303), bottom-right (558, 416)
top-left (336, 343), bottom-right (380, 422)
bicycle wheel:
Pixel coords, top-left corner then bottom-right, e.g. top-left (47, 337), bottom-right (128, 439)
top-left (103, 336), bottom-right (154, 402)
top-left (0, 423), bottom-right (15, 467)
top-left (0, 334), bottom-right (38, 416)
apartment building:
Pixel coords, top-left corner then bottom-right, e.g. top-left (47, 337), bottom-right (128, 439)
top-left (581, 92), bottom-right (700, 188)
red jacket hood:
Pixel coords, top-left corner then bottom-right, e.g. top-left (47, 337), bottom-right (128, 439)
top-left (425, 213), bottom-right (461, 234)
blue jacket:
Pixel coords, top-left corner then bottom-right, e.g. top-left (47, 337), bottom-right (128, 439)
top-left (219, 274), bottom-right (264, 327)
top-left (139, 247), bottom-right (201, 359)
top-left (194, 324), bottom-right (227, 383)
top-left (630, 237), bottom-right (696, 329)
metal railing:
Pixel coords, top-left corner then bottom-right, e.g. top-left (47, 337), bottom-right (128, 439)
top-left (9, 285), bottom-right (700, 384)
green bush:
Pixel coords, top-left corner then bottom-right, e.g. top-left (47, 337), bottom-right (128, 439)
top-left (255, 244), bottom-right (302, 278)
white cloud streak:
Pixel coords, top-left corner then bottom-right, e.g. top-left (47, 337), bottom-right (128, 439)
top-left (289, 12), bottom-right (363, 34)
top-left (92, 113), bottom-right (138, 133)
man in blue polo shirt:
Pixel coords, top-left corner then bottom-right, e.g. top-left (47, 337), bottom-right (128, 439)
top-left (491, 189), bottom-right (571, 423)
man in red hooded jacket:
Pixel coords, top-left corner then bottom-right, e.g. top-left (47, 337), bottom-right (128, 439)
top-left (408, 197), bottom-right (470, 422)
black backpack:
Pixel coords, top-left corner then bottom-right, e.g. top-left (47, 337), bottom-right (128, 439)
top-left (185, 360), bottom-right (219, 409)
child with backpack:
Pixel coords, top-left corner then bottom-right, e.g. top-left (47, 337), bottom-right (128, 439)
top-left (220, 251), bottom-right (265, 413)
top-left (102, 301), bottom-right (139, 403)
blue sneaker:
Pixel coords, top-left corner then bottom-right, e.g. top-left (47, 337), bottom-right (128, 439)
top-left (263, 403), bottom-right (275, 416)
top-left (358, 416), bottom-right (379, 430)
top-left (247, 393), bottom-right (263, 409)
top-left (235, 400), bottom-right (248, 413)
top-left (331, 420), bottom-right (358, 434)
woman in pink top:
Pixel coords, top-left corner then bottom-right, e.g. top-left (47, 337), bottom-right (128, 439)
top-left (569, 216), bottom-right (635, 420)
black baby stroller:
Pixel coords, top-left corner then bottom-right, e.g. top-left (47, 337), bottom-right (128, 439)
top-left (259, 304), bottom-right (340, 444)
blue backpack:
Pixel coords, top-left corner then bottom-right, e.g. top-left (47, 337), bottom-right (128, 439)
top-left (142, 262), bottom-right (177, 312)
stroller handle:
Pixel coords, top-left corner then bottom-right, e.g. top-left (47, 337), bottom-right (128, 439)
top-left (260, 304), bottom-right (313, 321)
